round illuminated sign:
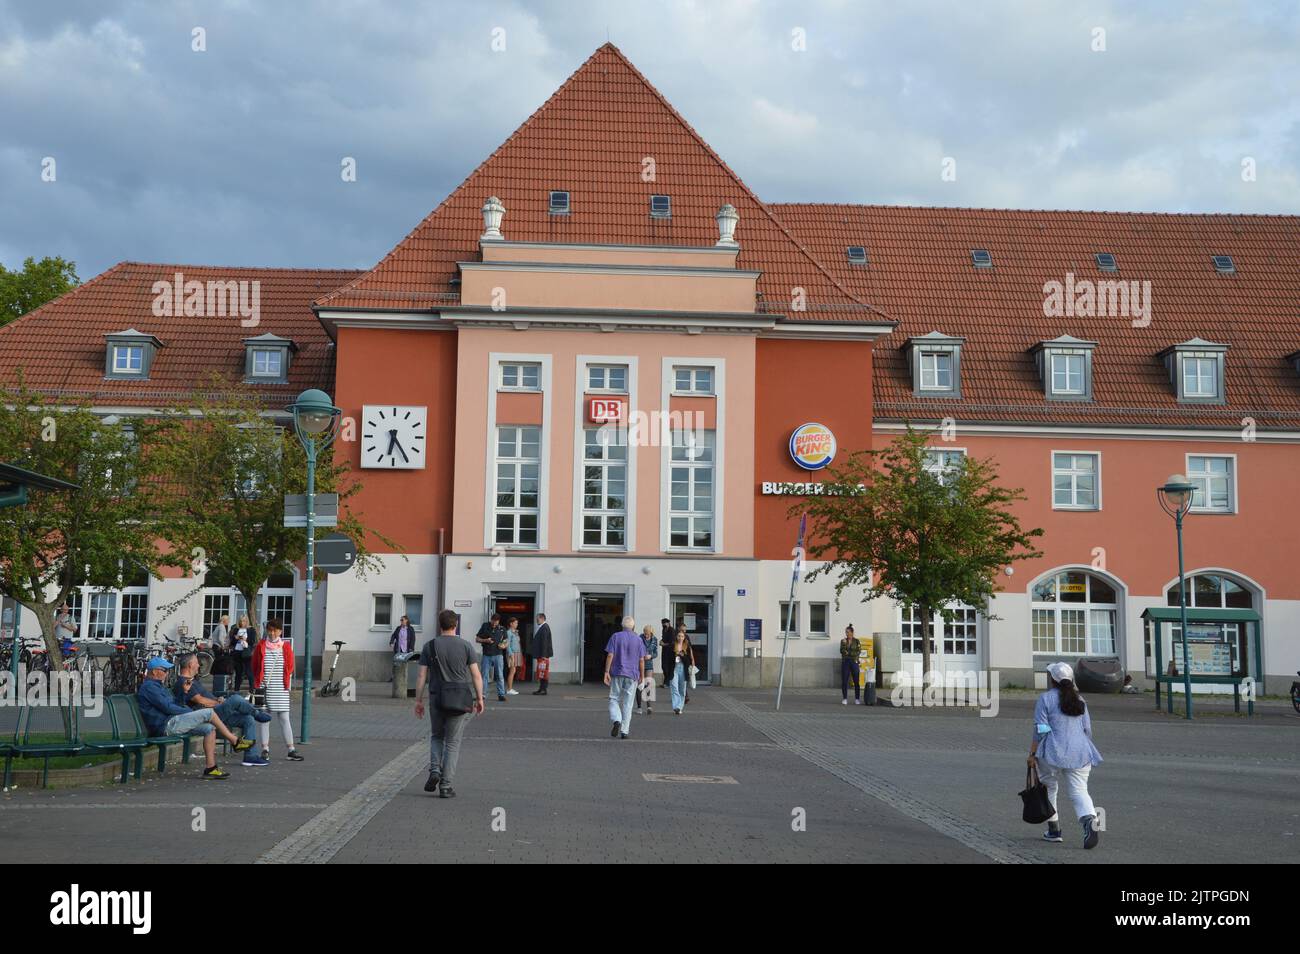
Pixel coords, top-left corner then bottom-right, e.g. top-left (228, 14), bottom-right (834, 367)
top-left (789, 422), bottom-right (837, 471)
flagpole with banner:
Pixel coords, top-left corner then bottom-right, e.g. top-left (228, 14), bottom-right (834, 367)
top-left (775, 512), bottom-right (807, 711)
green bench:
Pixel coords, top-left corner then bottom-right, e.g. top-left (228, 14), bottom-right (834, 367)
top-left (80, 694), bottom-right (152, 783)
top-left (2, 705), bottom-right (84, 789)
top-left (119, 694), bottom-right (194, 775)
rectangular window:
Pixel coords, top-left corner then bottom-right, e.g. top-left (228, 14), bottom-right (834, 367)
top-left (372, 594), bottom-right (393, 628)
top-left (1089, 609), bottom-right (1116, 655)
top-left (403, 595), bottom-right (423, 628)
top-left (922, 449), bottom-right (965, 485)
top-left (495, 425), bottom-right (541, 546)
top-left (264, 592), bottom-right (294, 640)
top-left (919, 351), bottom-right (954, 390)
top-left (250, 348), bottom-right (283, 378)
top-left (1031, 609), bottom-right (1056, 654)
top-left (548, 191), bottom-right (570, 214)
top-left (778, 601), bottom-right (800, 637)
top-left (1050, 352), bottom-right (1085, 395)
top-left (1187, 455), bottom-right (1234, 512)
top-left (1182, 355), bottom-right (1219, 398)
top-left (87, 591), bottom-right (119, 640)
top-left (808, 602), bottom-right (829, 637)
top-left (1052, 452), bottom-right (1099, 510)
top-left (587, 365), bottom-right (628, 392)
top-left (499, 362), bottom-right (541, 390)
top-left (119, 592), bottom-right (149, 642)
top-left (581, 427), bottom-right (627, 548)
top-left (113, 345), bottom-right (144, 374)
top-left (1060, 608), bottom-right (1087, 654)
top-left (668, 428), bottom-right (714, 549)
top-left (650, 195), bottom-right (671, 218)
top-left (673, 366), bottom-right (714, 395)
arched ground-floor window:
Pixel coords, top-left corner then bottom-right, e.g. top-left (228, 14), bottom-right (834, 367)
top-left (1030, 569), bottom-right (1120, 656)
top-left (1160, 571), bottom-right (1258, 675)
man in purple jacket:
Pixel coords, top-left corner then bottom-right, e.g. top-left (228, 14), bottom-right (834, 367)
top-left (604, 616), bottom-right (646, 740)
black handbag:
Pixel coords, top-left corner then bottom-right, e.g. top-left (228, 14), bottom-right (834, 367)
top-left (432, 648), bottom-right (476, 714)
top-left (1019, 764), bottom-right (1054, 824)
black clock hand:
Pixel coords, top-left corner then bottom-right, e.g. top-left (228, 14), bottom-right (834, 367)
top-left (386, 429), bottom-right (398, 455)
top-left (394, 439), bottom-right (410, 463)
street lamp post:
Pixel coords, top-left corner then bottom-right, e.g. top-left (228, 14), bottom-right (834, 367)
top-left (287, 388), bottom-right (341, 743)
top-left (1157, 474), bottom-right (1197, 720)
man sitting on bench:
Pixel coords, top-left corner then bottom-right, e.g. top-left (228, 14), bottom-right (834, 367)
top-left (174, 652), bottom-right (273, 767)
top-left (136, 657), bottom-right (247, 780)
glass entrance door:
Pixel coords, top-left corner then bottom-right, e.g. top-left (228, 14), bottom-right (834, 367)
top-left (669, 596), bottom-right (713, 683)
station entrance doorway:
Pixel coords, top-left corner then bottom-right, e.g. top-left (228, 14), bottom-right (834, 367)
top-left (489, 592), bottom-right (535, 682)
top-left (580, 594), bottom-right (625, 683)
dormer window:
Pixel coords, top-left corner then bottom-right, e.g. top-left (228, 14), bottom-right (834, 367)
top-left (1032, 335), bottom-right (1096, 402)
top-left (1160, 338), bottom-right (1228, 404)
top-left (548, 191), bottom-right (570, 215)
top-left (650, 195), bottom-right (672, 218)
top-left (243, 334), bottom-right (296, 384)
top-left (907, 332), bottom-right (964, 397)
top-left (104, 329), bottom-right (162, 380)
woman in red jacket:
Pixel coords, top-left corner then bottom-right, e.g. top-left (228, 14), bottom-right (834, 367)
top-left (250, 618), bottom-right (302, 761)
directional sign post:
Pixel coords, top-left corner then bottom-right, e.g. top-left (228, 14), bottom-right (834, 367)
top-left (314, 532), bottom-right (357, 574)
top-left (284, 493), bottom-right (338, 528)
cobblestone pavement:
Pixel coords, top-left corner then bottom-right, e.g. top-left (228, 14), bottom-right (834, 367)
top-left (1, 681), bottom-right (1293, 864)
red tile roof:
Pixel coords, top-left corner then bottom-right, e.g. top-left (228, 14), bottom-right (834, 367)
top-left (316, 44), bottom-right (880, 321)
top-left (774, 204), bottom-right (1300, 429)
top-left (0, 263), bottom-right (361, 407)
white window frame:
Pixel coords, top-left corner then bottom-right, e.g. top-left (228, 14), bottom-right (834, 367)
top-left (493, 425), bottom-right (542, 548)
top-left (1049, 352), bottom-right (1086, 396)
top-left (923, 448), bottom-right (966, 485)
top-left (918, 351), bottom-right (954, 391)
top-left (499, 362), bottom-right (542, 392)
top-left (1030, 571), bottom-right (1119, 656)
top-left (249, 347), bottom-right (284, 379)
top-left (1051, 451), bottom-right (1101, 511)
top-left (485, 353), bottom-right (551, 550)
top-left (372, 594), bottom-right (394, 629)
top-left (1181, 355), bottom-right (1219, 399)
top-left (898, 604), bottom-right (979, 658)
top-left (779, 601), bottom-right (801, 638)
top-left (672, 366), bottom-right (714, 396)
top-left (808, 602), bottom-right (830, 638)
top-left (667, 429), bottom-right (715, 551)
top-left (402, 594), bottom-right (424, 631)
top-left (112, 344), bottom-right (144, 374)
top-left (580, 426), bottom-right (628, 550)
top-left (660, 357), bottom-right (724, 553)
top-left (586, 364), bottom-right (628, 393)
top-left (1185, 453), bottom-right (1237, 514)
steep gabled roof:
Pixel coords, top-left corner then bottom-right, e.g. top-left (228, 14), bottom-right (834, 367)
top-left (0, 263), bottom-right (361, 407)
top-left (774, 203), bottom-right (1300, 428)
top-left (317, 44), bottom-right (879, 321)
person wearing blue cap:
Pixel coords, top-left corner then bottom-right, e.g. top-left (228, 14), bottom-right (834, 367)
top-left (137, 656), bottom-right (244, 780)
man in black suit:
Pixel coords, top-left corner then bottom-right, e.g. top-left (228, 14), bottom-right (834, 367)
top-left (530, 612), bottom-right (554, 695)
top-left (660, 618), bottom-right (674, 688)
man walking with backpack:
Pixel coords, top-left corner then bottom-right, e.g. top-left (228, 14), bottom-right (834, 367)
top-left (416, 609), bottom-right (485, 798)
top-left (474, 612), bottom-right (508, 702)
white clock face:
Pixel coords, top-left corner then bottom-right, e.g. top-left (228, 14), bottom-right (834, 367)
top-left (361, 405), bottom-right (427, 469)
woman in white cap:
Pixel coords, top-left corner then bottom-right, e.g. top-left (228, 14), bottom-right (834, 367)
top-left (1028, 661), bottom-right (1103, 848)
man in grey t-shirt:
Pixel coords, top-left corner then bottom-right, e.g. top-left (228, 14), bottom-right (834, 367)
top-left (415, 609), bottom-right (485, 798)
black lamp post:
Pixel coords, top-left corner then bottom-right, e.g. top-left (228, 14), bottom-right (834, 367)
top-left (1157, 474), bottom-right (1197, 719)
top-left (287, 388), bottom-right (341, 742)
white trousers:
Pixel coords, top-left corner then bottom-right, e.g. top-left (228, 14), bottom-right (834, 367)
top-left (257, 710), bottom-right (295, 751)
top-left (1039, 760), bottom-right (1095, 823)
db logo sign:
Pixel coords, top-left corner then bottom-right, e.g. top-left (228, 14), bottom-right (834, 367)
top-left (588, 398), bottom-right (623, 423)
top-left (789, 422), bottom-right (836, 471)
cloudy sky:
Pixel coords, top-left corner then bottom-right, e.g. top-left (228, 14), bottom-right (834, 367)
top-left (2, 0), bottom-right (1297, 280)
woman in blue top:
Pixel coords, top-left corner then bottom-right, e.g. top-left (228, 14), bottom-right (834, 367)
top-left (1028, 661), bottom-right (1103, 849)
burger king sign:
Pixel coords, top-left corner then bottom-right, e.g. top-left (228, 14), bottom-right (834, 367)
top-left (788, 423), bottom-right (837, 471)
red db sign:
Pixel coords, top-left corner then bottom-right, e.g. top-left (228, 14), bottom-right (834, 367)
top-left (588, 398), bottom-right (623, 423)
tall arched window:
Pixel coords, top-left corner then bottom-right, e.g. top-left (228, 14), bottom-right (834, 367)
top-left (1031, 570), bottom-right (1118, 656)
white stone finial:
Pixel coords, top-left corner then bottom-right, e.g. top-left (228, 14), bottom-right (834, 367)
top-left (481, 196), bottom-right (506, 241)
top-left (716, 203), bottom-right (739, 247)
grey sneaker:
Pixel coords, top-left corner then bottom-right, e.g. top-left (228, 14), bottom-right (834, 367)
top-left (1082, 815), bottom-right (1100, 850)
top-left (1042, 826), bottom-right (1063, 843)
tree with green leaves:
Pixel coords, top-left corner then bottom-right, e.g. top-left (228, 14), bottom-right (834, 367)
top-left (0, 256), bottom-right (80, 326)
top-left (142, 384), bottom-right (396, 642)
top-left (794, 426), bottom-right (1043, 682)
top-left (0, 384), bottom-right (163, 665)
